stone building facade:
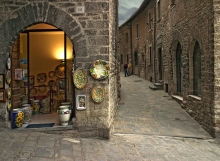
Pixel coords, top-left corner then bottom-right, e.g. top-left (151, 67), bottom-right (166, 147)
top-left (0, 0), bottom-right (119, 139)
top-left (119, 0), bottom-right (156, 81)
top-left (119, 0), bottom-right (220, 137)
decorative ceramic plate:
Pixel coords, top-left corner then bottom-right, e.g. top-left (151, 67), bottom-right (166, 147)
top-left (7, 88), bottom-right (11, 99)
top-left (90, 60), bottom-right (110, 80)
top-left (7, 100), bottom-right (11, 111)
top-left (7, 57), bottom-right (11, 69)
top-left (37, 73), bottom-right (47, 83)
top-left (48, 71), bottom-right (55, 78)
top-left (91, 85), bottom-right (105, 103)
top-left (73, 68), bottom-right (87, 89)
top-left (30, 87), bottom-right (37, 95)
top-left (38, 85), bottom-right (47, 93)
top-left (55, 64), bottom-right (69, 78)
top-left (48, 80), bottom-right (56, 87)
top-left (6, 70), bottom-right (11, 84)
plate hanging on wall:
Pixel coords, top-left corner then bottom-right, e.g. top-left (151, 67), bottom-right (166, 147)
top-left (55, 64), bottom-right (70, 78)
top-left (90, 60), bottom-right (110, 80)
top-left (7, 57), bottom-right (11, 70)
top-left (73, 68), bottom-right (87, 89)
top-left (91, 85), bottom-right (105, 103)
top-left (6, 70), bottom-right (11, 84)
top-left (48, 71), bottom-right (55, 78)
top-left (37, 73), bottom-right (47, 83)
top-left (30, 87), bottom-right (37, 95)
top-left (7, 88), bottom-right (11, 99)
top-left (7, 100), bottom-right (11, 111)
top-left (38, 85), bottom-right (47, 93)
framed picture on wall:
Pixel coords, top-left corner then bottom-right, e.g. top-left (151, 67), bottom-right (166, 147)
top-left (57, 79), bottom-right (68, 92)
top-left (76, 95), bottom-right (86, 110)
top-left (15, 69), bottom-right (23, 80)
top-left (0, 74), bottom-right (5, 89)
top-left (0, 89), bottom-right (6, 102)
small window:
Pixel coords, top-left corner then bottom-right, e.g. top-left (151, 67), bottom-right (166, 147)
top-left (136, 24), bottom-right (139, 38)
top-left (157, 0), bottom-right (161, 20)
top-left (126, 33), bottom-right (129, 43)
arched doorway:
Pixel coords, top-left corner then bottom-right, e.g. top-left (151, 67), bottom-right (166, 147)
top-left (10, 23), bottom-right (75, 127)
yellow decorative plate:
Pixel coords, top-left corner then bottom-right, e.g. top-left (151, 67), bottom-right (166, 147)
top-left (90, 60), bottom-right (110, 80)
top-left (7, 100), bottom-right (11, 111)
top-left (91, 85), bottom-right (105, 103)
top-left (73, 68), bottom-right (87, 89)
top-left (7, 88), bottom-right (11, 99)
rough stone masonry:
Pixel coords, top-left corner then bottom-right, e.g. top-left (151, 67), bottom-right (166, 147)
top-left (0, 0), bottom-right (119, 138)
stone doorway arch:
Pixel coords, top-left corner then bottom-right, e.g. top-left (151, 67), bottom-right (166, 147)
top-left (0, 2), bottom-right (87, 128)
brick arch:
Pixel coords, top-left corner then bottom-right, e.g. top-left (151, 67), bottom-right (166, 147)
top-left (0, 2), bottom-right (87, 65)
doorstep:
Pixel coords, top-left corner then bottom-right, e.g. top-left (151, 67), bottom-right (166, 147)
top-left (15, 124), bottom-right (76, 132)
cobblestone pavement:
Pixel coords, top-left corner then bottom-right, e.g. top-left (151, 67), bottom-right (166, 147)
top-left (1, 73), bottom-right (220, 161)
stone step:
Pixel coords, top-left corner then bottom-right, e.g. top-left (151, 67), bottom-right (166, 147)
top-left (149, 85), bottom-right (161, 90)
top-left (154, 83), bottom-right (163, 89)
top-left (16, 125), bottom-right (76, 132)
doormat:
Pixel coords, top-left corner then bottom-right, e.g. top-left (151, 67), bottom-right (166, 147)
top-left (25, 123), bottom-right (55, 128)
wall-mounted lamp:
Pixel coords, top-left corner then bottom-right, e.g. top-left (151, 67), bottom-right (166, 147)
top-left (61, 59), bottom-right (65, 63)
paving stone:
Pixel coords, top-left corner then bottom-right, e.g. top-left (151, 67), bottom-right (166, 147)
top-left (0, 73), bottom-right (220, 160)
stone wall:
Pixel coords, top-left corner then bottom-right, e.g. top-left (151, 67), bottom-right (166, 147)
top-left (119, 0), bottom-right (155, 81)
top-left (119, 0), bottom-right (220, 137)
top-left (0, 0), bottom-right (118, 138)
top-left (213, 0), bottom-right (220, 137)
top-left (161, 0), bottom-right (215, 136)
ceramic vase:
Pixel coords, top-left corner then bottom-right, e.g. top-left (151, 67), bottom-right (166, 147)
top-left (57, 105), bottom-right (71, 126)
top-left (31, 100), bottom-right (41, 115)
top-left (61, 102), bottom-right (71, 109)
top-left (22, 104), bottom-right (33, 123)
top-left (12, 109), bottom-right (24, 128)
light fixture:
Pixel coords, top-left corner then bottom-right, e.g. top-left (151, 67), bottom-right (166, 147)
top-left (61, 59), bottom-right (65, 63)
